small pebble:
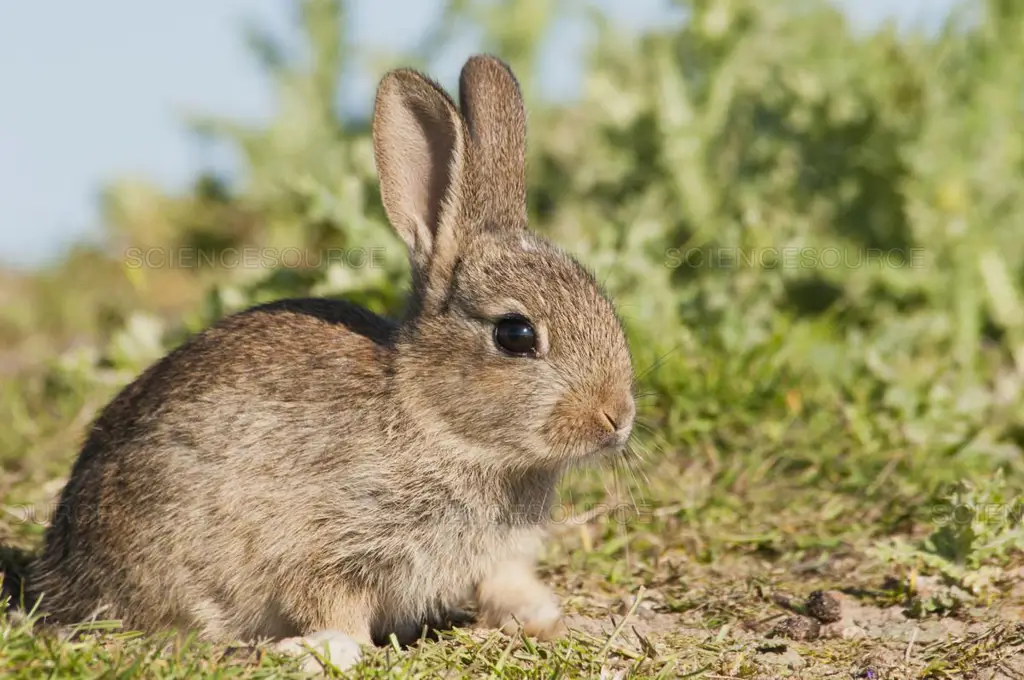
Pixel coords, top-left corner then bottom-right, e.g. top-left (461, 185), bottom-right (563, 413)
top-left (769, 616), bottom-right (820, 641)
top-left (841, 624), bottom-right (867, 640)
top-left (806, 590), bottom-right (843, 623)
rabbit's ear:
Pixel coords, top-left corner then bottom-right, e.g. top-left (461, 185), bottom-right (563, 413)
top-left (458, 55), bottom-right (527, 229)
top-left (373, 68), bottom-right (469, 290)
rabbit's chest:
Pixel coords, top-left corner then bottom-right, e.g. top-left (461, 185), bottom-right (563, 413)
top-left (392, 518), bottom-right (543, 609)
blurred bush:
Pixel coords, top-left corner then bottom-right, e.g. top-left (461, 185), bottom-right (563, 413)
top-left (3, 0), bottom-right (1024, 500)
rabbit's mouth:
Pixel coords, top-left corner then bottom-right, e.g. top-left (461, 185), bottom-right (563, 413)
top-left (585, 431), bottom-right (633, 461)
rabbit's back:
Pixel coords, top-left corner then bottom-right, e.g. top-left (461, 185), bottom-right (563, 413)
top-left (31, 298), bottom-right (401, 638)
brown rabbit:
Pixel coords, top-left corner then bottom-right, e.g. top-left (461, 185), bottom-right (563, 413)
top-left (29, 54), bottom-right (635, 672)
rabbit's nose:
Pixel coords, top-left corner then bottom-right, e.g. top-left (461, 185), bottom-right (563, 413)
top-left (599, 394), bottom-right (636, 438)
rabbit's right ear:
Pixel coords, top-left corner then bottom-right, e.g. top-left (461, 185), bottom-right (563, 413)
top-left (373, 68), bottom-right (470, 300)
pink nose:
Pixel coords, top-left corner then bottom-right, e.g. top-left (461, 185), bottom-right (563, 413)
top-left (599, 394), bottom-right (635, 436)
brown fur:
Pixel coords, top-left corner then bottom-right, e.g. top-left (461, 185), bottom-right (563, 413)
top-left (30, 55), bottom-right (635, 651)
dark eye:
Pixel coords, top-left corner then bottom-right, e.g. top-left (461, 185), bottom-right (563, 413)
top-left (494, 316), bottom-right (537, 356)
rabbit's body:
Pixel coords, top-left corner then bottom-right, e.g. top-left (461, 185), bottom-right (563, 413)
top-left (32, 55), bottom-right (636, 672)
top-left (33, 298), bottom-right (549, 642)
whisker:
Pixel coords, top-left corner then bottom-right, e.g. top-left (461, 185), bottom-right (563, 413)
top-left (630, 432), bottom-right (671, 464)
top-left (624, 459), bottom-right (642, 511)
top-left (600, 460), bottom-right (617, 505)
top-left (633, 421), bottom-right (656, 435)
top-left (620, 447), bottom-right (651, 530)
top-left (627, 440), bottom-right (648, 463)
top-left (624, 443), bottom-right (652, 486)
top-left (631, 432), bottom-right (664, 457)
top-left (633, 421), bottom-right (672, 456)
top-left (634, 342), bottom-right (686, 383)
top-left (612, 457), bottom-right (634, 572)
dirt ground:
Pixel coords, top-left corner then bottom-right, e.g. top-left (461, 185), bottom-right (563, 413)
top-left (536, 550), bottom-right (1024, 679)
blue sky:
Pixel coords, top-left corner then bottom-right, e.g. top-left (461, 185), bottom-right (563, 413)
top-left (0, 0), bottom-right (955, 268)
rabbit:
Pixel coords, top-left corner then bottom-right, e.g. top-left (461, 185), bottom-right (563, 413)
top-left (28, 54), bottom-right (636, 673)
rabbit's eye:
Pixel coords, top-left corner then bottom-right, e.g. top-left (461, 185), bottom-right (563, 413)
top-left (494, 316), bottom-right (537, 356)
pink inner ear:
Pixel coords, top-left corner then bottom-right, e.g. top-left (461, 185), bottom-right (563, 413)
top-left (373, 72), bottom-right (463, 265)
top-left (408, 97), bottom-right (458, 244)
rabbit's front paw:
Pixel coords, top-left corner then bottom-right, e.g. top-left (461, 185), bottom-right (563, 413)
top-left (477, 562), bottom-right (566, 640)
top-left (493, 599), bottom-right (566, 640)
top-left (274, 630), bottom-right (362, 673)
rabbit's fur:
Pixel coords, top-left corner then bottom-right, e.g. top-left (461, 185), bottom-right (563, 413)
top-left (30, 55), bottom-right (635, 662)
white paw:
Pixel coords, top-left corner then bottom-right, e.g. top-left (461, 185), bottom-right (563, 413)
top-left (495, 598), bottom-right (565, 639)
top-left (274, 630), bottom-right (363, 673)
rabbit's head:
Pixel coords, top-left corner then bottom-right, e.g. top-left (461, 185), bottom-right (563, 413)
top-left (373, 55), bottom-right (634, 470)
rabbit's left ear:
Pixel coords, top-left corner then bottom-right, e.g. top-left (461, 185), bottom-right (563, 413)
top-left (458, 55), bottom-right (527, 230)
top-left (372, 67), bottom-right (471, 303)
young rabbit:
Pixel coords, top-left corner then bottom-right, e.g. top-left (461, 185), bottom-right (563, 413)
top-left (30, 54), bottom-right (635, 672)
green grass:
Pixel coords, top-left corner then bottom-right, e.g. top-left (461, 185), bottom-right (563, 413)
top-left (4, 0), bottom-right (1024, 677)
top-left (3, 318), bottom-right (1022, 678)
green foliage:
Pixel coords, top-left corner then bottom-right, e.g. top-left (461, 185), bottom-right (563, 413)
top-left (871, 472), bottom-right (1024, 618)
